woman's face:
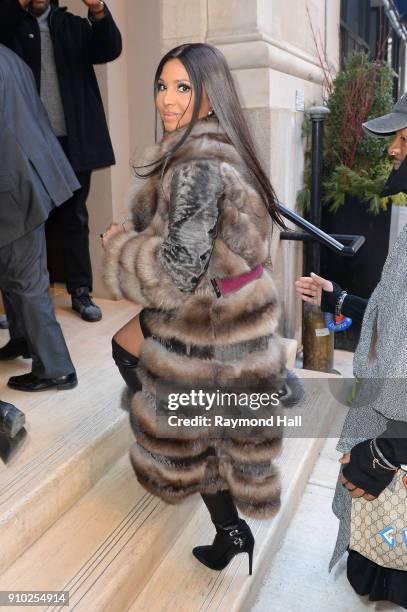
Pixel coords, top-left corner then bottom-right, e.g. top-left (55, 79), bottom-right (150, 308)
top-left (156, 59), bottom-right (211, 132)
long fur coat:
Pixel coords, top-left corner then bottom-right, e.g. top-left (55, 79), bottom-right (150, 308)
top-left (104, 117), bottom-right (292, 519)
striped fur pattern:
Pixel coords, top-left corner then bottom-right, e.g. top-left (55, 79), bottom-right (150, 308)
top-left (104, 117), bottom-right (287, 519)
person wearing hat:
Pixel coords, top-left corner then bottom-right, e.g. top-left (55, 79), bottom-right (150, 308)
top-left (363, 91), bottom-right (407, 197)
top-left (295, 95), bottom-right (407, 608)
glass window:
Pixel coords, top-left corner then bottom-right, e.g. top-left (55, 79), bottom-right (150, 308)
top-left (340, 0), bottom-right (403, 98)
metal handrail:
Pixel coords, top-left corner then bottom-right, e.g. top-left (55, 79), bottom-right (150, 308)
top-left (277, 202), bottom-right (365, 257)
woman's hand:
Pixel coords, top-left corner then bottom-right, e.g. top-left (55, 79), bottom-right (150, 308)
top-left (295, 272), bottom-right (334, 307)
top-left (101, 223), bottom-right (123, 249)
top-left (339, 452), bottom-right (376, 501)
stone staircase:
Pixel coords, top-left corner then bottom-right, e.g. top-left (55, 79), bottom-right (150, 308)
top-left (0, 297), bottom-right (338, 612)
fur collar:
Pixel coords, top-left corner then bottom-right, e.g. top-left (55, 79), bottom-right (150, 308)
top-left (161, 116), bottom-right (223, 149)
top-left (138, 117), bottom-right (226, 166)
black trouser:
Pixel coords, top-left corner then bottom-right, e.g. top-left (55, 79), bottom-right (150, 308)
top-left (0, 225), bottom-right (75, 379)
top-left (48, 137), bottom-right (93, 294)
top-left (111, 312), bottom-right (240, 528)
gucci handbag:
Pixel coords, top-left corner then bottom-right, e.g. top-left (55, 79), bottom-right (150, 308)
top-left (349, 468), bottom-right (407, 570)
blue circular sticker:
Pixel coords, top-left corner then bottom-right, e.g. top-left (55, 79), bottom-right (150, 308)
top-left (324, 312), bottom-right (352, 333)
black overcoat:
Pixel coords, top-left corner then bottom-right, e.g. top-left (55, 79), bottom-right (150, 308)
top-left (0, 0), bottom-right (122, 172)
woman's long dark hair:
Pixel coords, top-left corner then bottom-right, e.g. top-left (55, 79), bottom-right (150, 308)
top-left (138, 43), bottom-right (285, 229)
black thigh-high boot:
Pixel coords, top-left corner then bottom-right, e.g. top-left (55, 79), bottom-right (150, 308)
top-left (111, 337), bottom-right (142, 393)
top-left (193, 490), bottom-right (255, 575)
top-left (201, 490), bottom-right (239, 527)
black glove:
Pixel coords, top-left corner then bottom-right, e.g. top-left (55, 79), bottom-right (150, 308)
top-left (320, 281), bottom-right (344, 314)
top-left (342, 439), bottom-right (397, 498)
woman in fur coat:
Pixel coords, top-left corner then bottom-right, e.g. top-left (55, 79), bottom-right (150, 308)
top-left (103, 42), bottom-right (299, 575)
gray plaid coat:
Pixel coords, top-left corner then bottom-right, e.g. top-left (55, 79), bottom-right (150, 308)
top-left (330, 222), bottom-right (407, 569)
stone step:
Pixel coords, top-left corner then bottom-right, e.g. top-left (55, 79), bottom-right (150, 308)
top-left (0, 286), bottom-right (299, 582)
top-left (0, 454), bottom-right (200, 612)
top-left (129, 368), bottom-right (340, 612)
top-left (0, 297), bottom-right (137, 575)
top-left (0, 368), bottom-right (339, 612)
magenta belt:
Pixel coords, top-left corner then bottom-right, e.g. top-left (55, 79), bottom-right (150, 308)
top-left (210, 264), bottom-right (264, 298)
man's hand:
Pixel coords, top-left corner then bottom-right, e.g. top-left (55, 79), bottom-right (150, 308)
top-left (82, 0), bottom-right (105, 14)
top-left (295, 272), bottom-right (333, 307)
top-left (338, 452), bottom-right (376, 501)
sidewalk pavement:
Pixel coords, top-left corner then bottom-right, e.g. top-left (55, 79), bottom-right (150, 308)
top-left (253, 350), bottom-right (405, 612)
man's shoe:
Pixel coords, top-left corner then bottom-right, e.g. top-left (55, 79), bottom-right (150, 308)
top-left (0, 339), bottom-right (30, 360)
top-left (0, 428), bottom-right (27, 464)
top-left (0, 400), bottom-right (26, 438)
top-left (7, 372), bottom-right (78, 392)
top-left (71, 288), bottom-right (102, 322)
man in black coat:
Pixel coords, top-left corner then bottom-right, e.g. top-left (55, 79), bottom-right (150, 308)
top-left (0, 0), bottom-right (122, 324)
top-left (0, 44), bottom-right (80, 391)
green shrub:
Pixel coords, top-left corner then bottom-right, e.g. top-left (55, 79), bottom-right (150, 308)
top-left (297, 52), bottom-right (407, 214)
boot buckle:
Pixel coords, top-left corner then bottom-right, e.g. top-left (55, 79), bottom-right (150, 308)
top-left (229, 530), bottom-right (244, 548)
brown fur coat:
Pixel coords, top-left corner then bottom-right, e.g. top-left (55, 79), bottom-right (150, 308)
top-left (104, 117), bottom-right (291, 519)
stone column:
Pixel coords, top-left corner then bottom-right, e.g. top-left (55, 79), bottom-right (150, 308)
top-left (161, 0), bottom-right (208, 52)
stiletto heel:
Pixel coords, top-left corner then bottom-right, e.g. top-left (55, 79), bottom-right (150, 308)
top-left (248, 543), bottom-right (254, 575)
top-left (193, 518), bottom-right (255, 574)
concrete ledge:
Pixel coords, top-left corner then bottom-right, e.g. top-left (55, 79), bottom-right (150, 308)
top-left (207, 37), bottom-right (325, 84)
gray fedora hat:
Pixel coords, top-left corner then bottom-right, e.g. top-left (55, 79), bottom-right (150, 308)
top-left (363, 92), bottom-right (407, 137)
